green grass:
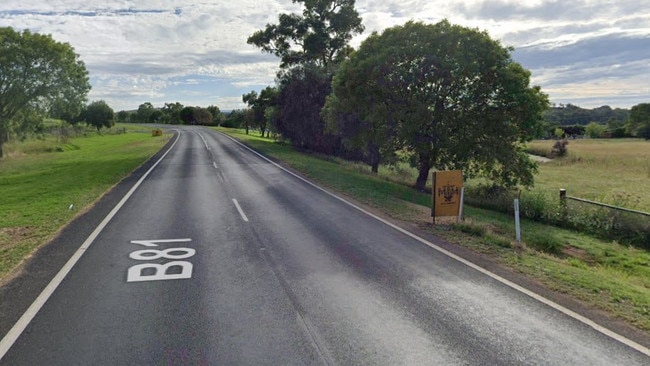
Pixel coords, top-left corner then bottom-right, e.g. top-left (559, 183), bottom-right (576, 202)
top-left (0, 124), bottom-right (170, 278)
top-left (527, 139), bottom-right (650, 211)
top-left (218, 127), bottom-right (650, 333)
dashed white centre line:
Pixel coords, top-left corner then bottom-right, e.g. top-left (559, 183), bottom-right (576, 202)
top-left (217, 130), bottom-right (650, 358)
top-left (198, 132), bottom-right (210, 150)
top-left (232, 199), bottom-right (249, 222)
top-left (213, 161), bottom-right (218, 169)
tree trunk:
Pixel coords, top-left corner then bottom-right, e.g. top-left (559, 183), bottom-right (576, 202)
top-left (371, 162), bottom-right (379, 174)
top-left (415, 156), bottom-right (431, 191)
top-left (368, 143), bottom-right (380, 174)
top-left (0, 129), bottom-right (5, 158)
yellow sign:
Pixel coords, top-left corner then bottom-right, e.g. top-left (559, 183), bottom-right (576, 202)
top-left (432, 170), bottom-right (463, 218)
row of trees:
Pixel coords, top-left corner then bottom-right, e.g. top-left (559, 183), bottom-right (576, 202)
top-left (543, 103), bottom-right (650, 139)
top-left (121, 102), bottom-right (224, 126)
top-left (241, 0), bottom-right (549, 190)
top-left (67, 100), bottom-right (231, 131)
top-left (544, 104), bottom-right (629, 126)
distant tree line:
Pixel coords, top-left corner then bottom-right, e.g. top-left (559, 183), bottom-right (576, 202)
top-left (115, 102), bottom-right (225, 126)
top-left (544, 104), bottom-right (629, 126)
top-left (542, 103), bottom-right (650, 139)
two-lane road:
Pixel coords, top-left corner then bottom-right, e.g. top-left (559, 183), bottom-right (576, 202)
top-left (1, 126), bottom-right (648, 365)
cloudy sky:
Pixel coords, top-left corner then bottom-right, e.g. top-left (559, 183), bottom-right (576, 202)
top-left (1, 0), bottom-right (649, 111)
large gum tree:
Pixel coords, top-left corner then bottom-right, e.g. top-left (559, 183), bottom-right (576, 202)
top-left (325, 20), bottom-right (549, 190)
top-left (247, 0), bottom-right (364, 69)
top-left (0, 27), bottom-right (90, 158)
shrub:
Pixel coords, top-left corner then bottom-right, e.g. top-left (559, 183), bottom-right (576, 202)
top-left (585, 122), bottom-right (606, 138)
top-left (550, 139), bottom-right (569, 158)
top-left (520, 191), bottom-right (556, 222)
top-left (464, 183), bottom-right (514, 214)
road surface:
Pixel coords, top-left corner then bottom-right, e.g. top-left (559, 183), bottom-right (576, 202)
top-left (1, 126), bottom-right (648, 365)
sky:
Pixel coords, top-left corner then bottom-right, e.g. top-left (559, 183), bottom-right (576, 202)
top-left (1, 0), bottom-right (649, 112)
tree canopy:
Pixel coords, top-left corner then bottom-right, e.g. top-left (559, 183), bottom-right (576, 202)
top-left (243, 87), bottom-right (278, 137)
top-left (81, 100), bottom-right (115, 131)
top-left (324, 20), bottom-right (549, 189)
top-left (0, 27), bottom-right (90, 157)
top-left (161, 102), bottom-right (183, 124)
top-left (135, 102), bottom-right (156, 123)
top-left (276, 64), bottom-right (341, 154)
top-left (628, 103), bottom-right (650, 139)
top-left (247, 0), bottom-right (364, 68)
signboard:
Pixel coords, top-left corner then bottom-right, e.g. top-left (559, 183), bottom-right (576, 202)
top-left (431, 170), bottom-right (463, 219)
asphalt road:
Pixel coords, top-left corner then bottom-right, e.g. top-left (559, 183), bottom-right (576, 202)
top-left (1, 126), bottom-right (648, 365)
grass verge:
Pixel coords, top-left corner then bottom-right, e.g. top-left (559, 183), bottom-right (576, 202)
top-left (0, 124), bottom-right (171, 280)
top-left (218, 127), bottom-right (650, 333)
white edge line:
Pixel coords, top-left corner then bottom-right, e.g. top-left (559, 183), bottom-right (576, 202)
top-left (0, 130), bottom-right (182, 360)
top-left (232, 199), bottom-right (249, 222)
top-left (218, 131), bottom-right (650, 357)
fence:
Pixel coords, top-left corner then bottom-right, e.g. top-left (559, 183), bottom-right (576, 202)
top-left (559, 189), bottom-right (650, 248)
top-left (560, 189), bottom-right (650, 217)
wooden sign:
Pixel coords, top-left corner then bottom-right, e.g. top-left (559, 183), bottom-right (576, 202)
top-left (431, 170), bottom-right (463, 219)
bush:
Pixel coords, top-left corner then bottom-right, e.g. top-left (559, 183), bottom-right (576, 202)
top-left (562, 203), bottom-right (650, 250)
top-left (585, 122), bottom-right (606, 138)
top-left (520, 191), bottom-right (557, 222)
top-left (550, 139), bottom-right (569, 158)
top-left (464, 183), bottom-right (514, 214)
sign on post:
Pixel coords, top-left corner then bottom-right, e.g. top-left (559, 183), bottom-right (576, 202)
top-left (431, 170), bottom-right (463, 222)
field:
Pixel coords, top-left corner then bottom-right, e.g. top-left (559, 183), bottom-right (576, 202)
top-left (0, 124), bottom-right (170, 280)
top-left (527, 139), bottom-right (650, 211)
top-left (217, 128), bottom-right (650, 333)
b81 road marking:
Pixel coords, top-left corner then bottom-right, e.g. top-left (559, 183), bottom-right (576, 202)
top-left (127, 239), bottom-right (195, 283)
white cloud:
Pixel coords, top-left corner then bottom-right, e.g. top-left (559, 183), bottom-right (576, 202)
top-left (1, 0), bottom-right (649, 110)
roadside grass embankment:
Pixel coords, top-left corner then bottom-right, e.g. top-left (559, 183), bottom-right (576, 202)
top-left (0, 124), bottom-right (171, 281)
top-left (217, 128), bottom-right (650, 333)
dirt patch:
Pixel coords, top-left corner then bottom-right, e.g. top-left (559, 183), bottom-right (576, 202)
top-left (562, 245), bottom-right (597, 265)
top-left (528, 154), bottom-right (552, 163)
top-left (0, 227), bottom-right (35, 249)
top-left (398, 200), bottom-right (432, 224)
